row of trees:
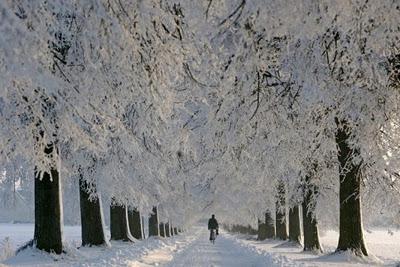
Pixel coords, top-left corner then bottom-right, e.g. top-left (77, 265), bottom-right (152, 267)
top-left (257, 198), bottom-right (322, 252)
top-left (1, 0), bottom-right (399, 259)
top-left (182, 0), bottom-right (400, 257)
top-left (1, 0), bottom-right (194, 254)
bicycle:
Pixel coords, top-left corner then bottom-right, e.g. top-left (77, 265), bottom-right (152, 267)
top-left (210, 229), bottom-right (216, 244)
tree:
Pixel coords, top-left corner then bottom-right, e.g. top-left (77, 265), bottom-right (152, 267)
top-left (159, 223), bottom-right (166, 237)
top-left (142, 216), bottom-right (146, 239)
top-left (34, 161), bottom-right (62, 254)
top-left (110, 198), bottom-right (133, 242)
top-left (335, 120), bottom-right (367, 256)
top-left (149, 206), bottom-right (159, 237)
top-left (33, 90), bottom-right (63, 254)
top-left (128, 208), bottom-right (143, 240)
top-left (170, 223), bottom-right (174, 236)
top-left (79, 171), bottom-right (107, 246)
top-left (264, 211), bottom-right (275, 239)
top-left (288, 206), bottom-right (301, 245)
top-left (302, 175), bottom-right (322, 252)
top-left (275, 181), bottom-right (287, 240)
top-left (257, 219), bottom-right (267, 241)
top-left (165, 222), bottom-right (171, 237)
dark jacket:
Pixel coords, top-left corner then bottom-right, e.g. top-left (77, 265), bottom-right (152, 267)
top-left (208, 217), bottom-right (219, 230)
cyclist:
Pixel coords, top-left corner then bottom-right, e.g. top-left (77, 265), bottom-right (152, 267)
top-left (208, 214), bottom-right (219, 243)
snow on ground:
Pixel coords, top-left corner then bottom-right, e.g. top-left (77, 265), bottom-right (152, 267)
top-left (0, 223), bottom-right (81, 252)
top-left (1, 223), bottom-right (400, 266)
top-left (233, 228), bottom-right (400, 267)
top-left (0, 223), bottom-right (194, 267)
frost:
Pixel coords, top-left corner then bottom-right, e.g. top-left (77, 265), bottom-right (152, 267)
top-left (0, 0), bottom-right (399, 228)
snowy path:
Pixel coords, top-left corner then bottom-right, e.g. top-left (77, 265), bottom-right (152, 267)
top-left (164, 234), bottom-right (267, 267)
top-left (131, 227), bottom-right (295, 267)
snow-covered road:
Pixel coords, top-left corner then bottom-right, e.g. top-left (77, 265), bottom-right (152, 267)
top-left (143, 227), bottom-right (292, 267)
top-left (2, 223), bottom-right (400, 266)
top-left (163, 233), bottom-right (275, 267)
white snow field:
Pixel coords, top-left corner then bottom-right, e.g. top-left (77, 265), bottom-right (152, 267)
top-left (1, 223), bottom-right (400, 266)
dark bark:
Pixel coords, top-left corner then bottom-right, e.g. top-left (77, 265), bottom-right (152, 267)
top-left (257, 219), bottom-right (267, 241)
top-left (32, 70), bottom-right (63, 254)
top-left (288, 205), bottom-right (301, 244)
top-left (165, 223), bottom-right (171, 237)
top-left (335, 119), bottom-right (368, 256)
top-left (148, 206), bottom-right (159, 237)
top-left (159, 223), bottom-right (166, 237)
top-left (265, 211), bottom-right (275, 238)
top-left (173, 227), bottom-right (178, 235)
top-left (128, 208), bottom-right (143, 240)
top-left (275, 181), bottom-right (287, 240)
top-left (34, 166), bottom-right (63, 254)
top-left (302, 176), bottom-right (322, 252)
top-left (79, 176), bottom-right (106, 246)
top-left (110, 201), bottom-right (132, 241)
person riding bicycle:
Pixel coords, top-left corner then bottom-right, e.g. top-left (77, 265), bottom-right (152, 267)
top-left (208, 214), bottom-right (219, 241)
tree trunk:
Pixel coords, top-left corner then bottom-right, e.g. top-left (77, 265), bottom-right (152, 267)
top-left (173, 227), bottom-right (178, 235)
top-left (110, 201), bottom-right (132, 241)
top-left (165, 223), bottom-right (171, 237)
top-left (159, 223), bottom-right (166, 237)
top-left (257, 219), bottom-right (267, 241)
top-left (302, 175), bottom-right (322, 252)
top-left (265, 211), bottom-right (275, 238)
top-left (34, 166), bottom-right (63, 254)
top-left (128, 208), bottom-right (143, 240)
top-left (142, 216), bottom-right (146, 239)
top-left (275, 181), bottom-right (287, 240)
top-left (79, 176), bottom-right (106, 246)
top-left (148, 206), bottom-right (159, 237)
top-left (335, 119), bottom-right (368, 256)
top-left (288, 205), bottom-right (301, 244)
